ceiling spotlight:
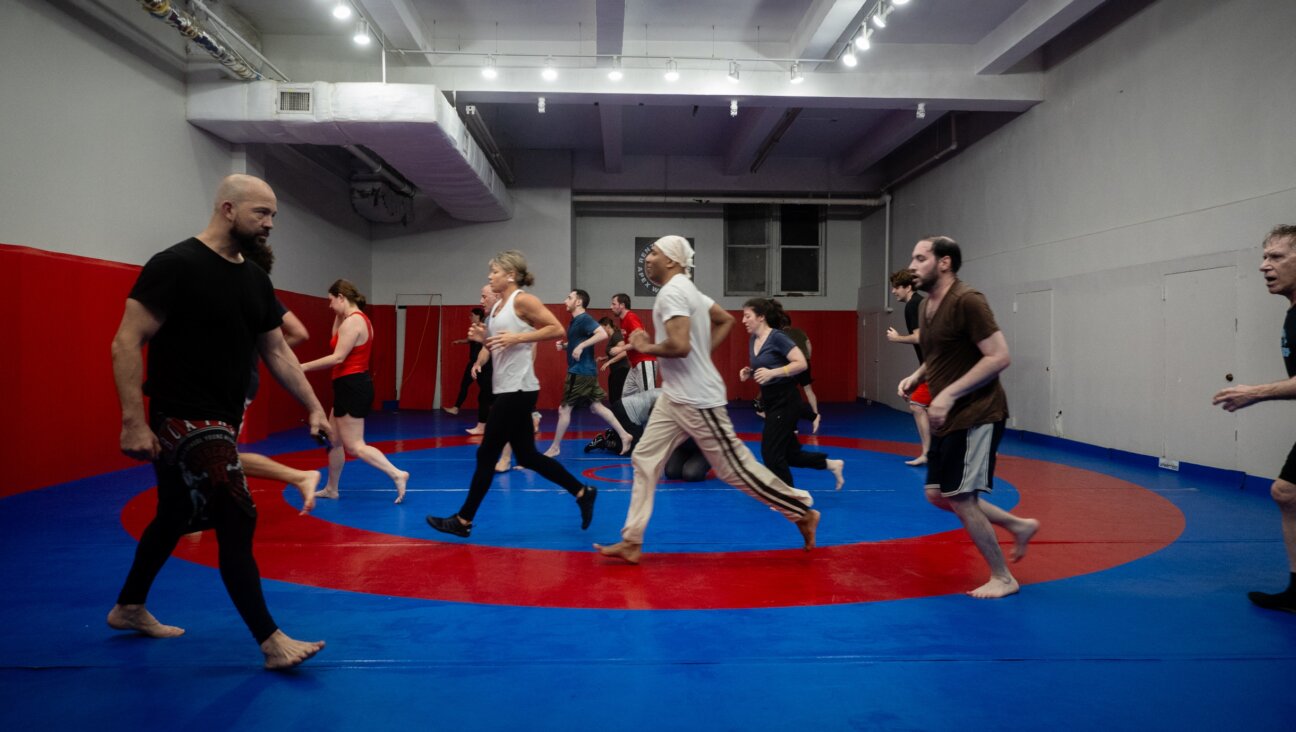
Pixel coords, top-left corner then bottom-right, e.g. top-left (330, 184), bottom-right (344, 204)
top-left (872, 4), bottom-right (890, 29)
top-left (481, 55), bottom-right (498, 79)
top-left (916, 102), bottom-right (926, 119)
top-left (730, 100), bottom-right (738, 117)
top-left (538, 97), bottom-right (546, 114)
top-left (855, 28), bottom-right (872, 51)
top-left (841, 48), bottom-right (857, 67)
top-left (542, 57), bottom-right (557, 81)
top-left (332, 2), bottom-right (352, 21)
top-left (727, 60), bottom-right (740, 83)
top-left (607, 56), bottom-right (623, 81)
top-left (893, 0), bottom-right (911, 5)
top-left (790, 61), bottom-right (804, 84)
top-left (664, 59), bottom-right (679, 82)
top-left (352, 20), bottom-right (371, 46)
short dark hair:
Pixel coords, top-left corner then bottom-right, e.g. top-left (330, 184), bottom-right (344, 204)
top-left (471, 307), bottom-right (485, 319)
top-left (571, 289), bottom-right (590, 308)
top-left (926, 235), bottom-right (961, 273)
top-left (889, 269), bottom-right (916, 288)
top-left (612, 293), bottom-right (631, 308)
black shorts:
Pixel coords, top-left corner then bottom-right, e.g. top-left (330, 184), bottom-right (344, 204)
top-left (152, 413), bottom-right (254, 531)
top-left (332, 372), bottom-right (374, 418)
top-left (926, 420), bottom-right (1006, 498)
top-left (1281, 442), bottom-right (1296, 485)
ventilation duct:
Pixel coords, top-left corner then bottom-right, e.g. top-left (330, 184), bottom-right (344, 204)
top-left (187, 81), bottom-right (513, 222)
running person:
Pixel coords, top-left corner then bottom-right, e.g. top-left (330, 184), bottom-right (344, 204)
top-left (888, 268), bottom-right (933, 466)
top-left (740, 298), bottom-right (844, 490)
top-left (1213, 225), bottom-right (1296, 613)
top-left (545, 289), bottom-right (633, 457)
top-left (595, 236), bottom-right (821, 564)
top-left (444, 307), bottom-right (485, 416)
top-left (426, 251), bottom-right (597, 537)
top-left (301, 280), bottom-right (409, 504)
top-left (899, 236), bottom-right (1039, 599)
top-left (598, 317), bottom-right (631, 403)
top-left (781, 319), bottom-right (821, 433)
top-left (609, 293), bottom-right (659, 397)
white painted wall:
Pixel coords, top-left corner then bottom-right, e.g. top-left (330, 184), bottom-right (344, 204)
top-left (862, 0), bottom-right (1296, 477)
top-left (0, 0), bottom-right (372, 297)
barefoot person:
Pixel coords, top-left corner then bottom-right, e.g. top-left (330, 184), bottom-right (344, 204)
top-left (301, 280), bottom-right (410, 504)
top-left (781, 319), bottom-right (822, 433)
top-left (545, 288), bottom-right (633, 458)
top-left (108, 174), bottom-right (328, 669)
top-left (237, 239), bottom-right (321, 515)
top-left (426, 251), bottom-right (597, 537)
top-left (444, 307), bottom-right (485, 416)
top-left (608, 293), bottom-right (659, 397)
top-left (887, 268), bottom-right (933, 466)
top-left (1213, 225), bottom-right (1296, 613)
top-left (740, 298), bottom-right (844, 490)
top-left (899, 236), bottom-right (1039, 599)
top-left (595, 236), bottom-right (821, 564)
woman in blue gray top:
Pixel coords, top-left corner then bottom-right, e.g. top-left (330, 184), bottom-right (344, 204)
top-left (739, 298), bottom-right (844, 490)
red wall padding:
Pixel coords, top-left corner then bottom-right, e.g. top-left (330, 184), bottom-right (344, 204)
top-left (4, 242), bottom-right (855, 496)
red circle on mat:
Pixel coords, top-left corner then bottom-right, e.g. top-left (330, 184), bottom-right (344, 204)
top-left (120, 434), bottom-right (1185, 610)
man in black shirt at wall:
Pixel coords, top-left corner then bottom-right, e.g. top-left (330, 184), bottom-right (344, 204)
top-left (887, 268), bottom-right (932, 466)
top-left (108, 174), bottom-right (332, 668)
top-left (1214, 224), bottom-right (1296, 613)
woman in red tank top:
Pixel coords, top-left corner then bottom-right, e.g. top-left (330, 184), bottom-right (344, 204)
top-left (302, 279), bottom-right (409, 503)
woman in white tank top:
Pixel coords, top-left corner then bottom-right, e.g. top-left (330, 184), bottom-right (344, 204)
top-left (426, 250), bottom-right (597, 538)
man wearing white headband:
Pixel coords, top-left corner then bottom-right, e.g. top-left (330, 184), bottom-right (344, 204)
top-left (596, 235), bottom-right (821, 564)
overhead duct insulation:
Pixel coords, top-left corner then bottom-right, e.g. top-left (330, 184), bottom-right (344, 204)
top-left (187, 81), bottom-right (513, 222)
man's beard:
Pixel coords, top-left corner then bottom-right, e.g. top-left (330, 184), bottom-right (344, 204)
top-left (236, 229), bottom-right (274, 273)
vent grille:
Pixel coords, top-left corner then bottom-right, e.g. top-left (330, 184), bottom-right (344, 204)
top-left (278, 90), bottom-right (312, 113)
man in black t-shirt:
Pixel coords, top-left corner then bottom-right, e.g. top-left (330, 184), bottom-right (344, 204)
top-left (887, 269), bottom-right (932, 466)
top-left (1213, 225), bottom-right (1296, 614)
top-left (108, 174), bottom-right (332, 669)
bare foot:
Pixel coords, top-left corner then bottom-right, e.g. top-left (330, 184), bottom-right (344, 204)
top-left (968, 576), bottom-right (1020, 599)
top-left (795, 509), bottom-right (821, 551)
top-left (544, 445), bottom-right (561, 458)
top-left (827, 459), bottom-right (845, 490)
top-left (107, 604), bottom-right (184, 638)
top-left (618, 433), bottom-right (635, 456)
top-left (466, 425), bottom-right (486, 436)
top-left (594, 541), bottom-right (642, 564)
top-left (904, 455), bottom-right (928, 466)
top-left (495, 457), bottom-right (512, 473)
top-left (443, 406), bottom-right (459, 415)
top-left (812, 415), bottom-right (822, 434)
top-left (314, 487), bottom-right (339, 500)
top-left (393, 470), bottom-right (409, 504)
top-left (532, 413), bottom-right (542, 434)
top-left (294, 471), bottom-right (321, 516)
top-left (260, 630), bottom-right (325, 670)
top-left (1010, 518), bottom-right (1040, 562)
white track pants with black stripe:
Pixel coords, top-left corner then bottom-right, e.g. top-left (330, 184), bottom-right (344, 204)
top-left (620, 396), bottom-right (813, 544)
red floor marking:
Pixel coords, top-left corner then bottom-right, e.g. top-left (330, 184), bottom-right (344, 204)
top-left (120, 435), bottom-right (1185, 610)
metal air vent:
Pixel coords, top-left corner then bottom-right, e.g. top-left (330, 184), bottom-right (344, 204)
top-left (278, 89), bottom-right (312, 114)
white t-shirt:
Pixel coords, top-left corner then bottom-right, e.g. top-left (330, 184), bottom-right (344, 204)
top-left (489, 288), bottom-right (539, 393)
top-left (653, 273), bottom-right (727, 408)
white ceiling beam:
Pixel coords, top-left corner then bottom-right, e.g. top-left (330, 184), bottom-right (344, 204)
top-left (839, 110), bottom-right (940, 176)
top-left (790, 0), bottom-right (868, 68)
top-left (359, 0), bottom-right (432, 66)
top-left (599, 103), bottom-right (623, 173)
top-left (596, 0), bottom-right (626, 57)
top-left (975, 0), bottom-right (1107, 75)
top-left (723, 106), bottom-right (793, 176)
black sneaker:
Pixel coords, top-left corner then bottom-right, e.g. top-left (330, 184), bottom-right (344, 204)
top-left (576, 486), bottom-right (597, 530)
top-left (426, 514), bottom-right (471, 537)
top-left (1249, 590), bottom-right (1296, 614)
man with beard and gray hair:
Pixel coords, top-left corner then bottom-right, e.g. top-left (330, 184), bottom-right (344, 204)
top-left (107, 174), bottom-right (331, 669)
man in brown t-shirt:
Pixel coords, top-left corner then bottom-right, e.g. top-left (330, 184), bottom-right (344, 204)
top-left (899, 236), bottom-right (1040, 599)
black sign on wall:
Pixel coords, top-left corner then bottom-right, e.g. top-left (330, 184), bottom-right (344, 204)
top-left (634, 236), bottom-right (696, 296)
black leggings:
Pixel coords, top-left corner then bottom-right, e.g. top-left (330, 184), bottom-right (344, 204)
top-left (453, 362), bottom-right (477, 408)
top-left (477, 362), bottom-right (495, 424)
top-left (117, 416), bottom-right (277, 644)
top-left (759, 383), bottom-right (828, 487)
top-left (458, 390), bottom-right (584, 522)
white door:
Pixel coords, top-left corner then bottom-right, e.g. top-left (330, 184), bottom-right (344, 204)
top-left (860, 311), bottom-right (880, 401)
top-left (1013, 290), bottom-right (1054, 435)
top-left (1163, 267), bottom-right (1237, 469)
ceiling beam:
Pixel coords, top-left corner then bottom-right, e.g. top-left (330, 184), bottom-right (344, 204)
top-left (359, 0), bottom-right (432, 67)
top-left (599, 103), bottom-right (623, 173)
top-left (789, 0), bottom-right (869, 69)
top-left (723, 106), bottom-right (794, 176)
top-left (974, 0), bottom-right (1107, 75)
top-left (595, 0), bottom-right (626, 57)
top-left (839, 110), bottom-right (939, 176)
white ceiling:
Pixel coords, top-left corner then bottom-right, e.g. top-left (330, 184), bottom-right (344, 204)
top-left (110, 0), bottom-right (1133, 193)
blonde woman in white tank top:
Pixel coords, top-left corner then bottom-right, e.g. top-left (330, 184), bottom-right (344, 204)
top-left (426, 251), bottom-right (597, 538)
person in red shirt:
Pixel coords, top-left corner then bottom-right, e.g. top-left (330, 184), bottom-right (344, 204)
top-left (301, 279), bottom-right (410, 504)
top-left (607, 293), bottom-right (659, 397)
